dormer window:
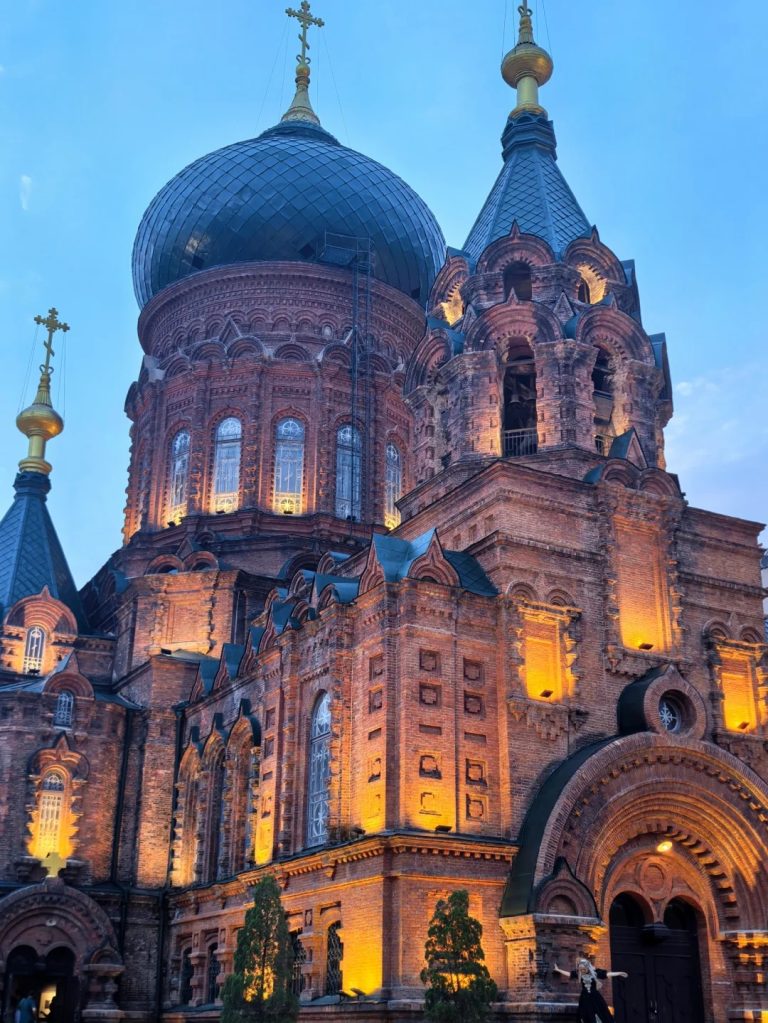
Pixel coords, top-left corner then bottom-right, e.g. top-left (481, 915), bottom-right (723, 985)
top-left (23, 626), bottom-right (45, 674)
top-left (503, 261), bottom-right (533, 302)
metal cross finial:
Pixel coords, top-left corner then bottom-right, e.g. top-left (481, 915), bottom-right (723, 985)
top-left (286, 1), bottom-right (324, 67)
top-left (33, 307), bottom-right (69, 378)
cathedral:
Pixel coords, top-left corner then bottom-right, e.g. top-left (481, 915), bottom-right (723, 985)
top-left (2, 5), bottom-right (767, 1022)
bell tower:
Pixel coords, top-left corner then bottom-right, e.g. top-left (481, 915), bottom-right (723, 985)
top-left (405, 5), bottom-right (672, 492)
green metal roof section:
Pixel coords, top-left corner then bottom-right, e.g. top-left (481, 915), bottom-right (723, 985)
top-left (464, 113), bottom-right (591, 262)
top-left (0, 471), bottom-right (87, 630)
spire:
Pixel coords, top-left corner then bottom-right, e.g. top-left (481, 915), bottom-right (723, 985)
top-left (16, 308), bottom-right (68, 476)
top-left (281, 2), bottom-right (324, 126)
top-left (462, 7), bottom-right (590, 260)
top-left (501, 4), bottom-right (554, 117)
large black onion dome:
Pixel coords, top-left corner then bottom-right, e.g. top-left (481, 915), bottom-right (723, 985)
top-left (132, 120), bottom-right (446, 307)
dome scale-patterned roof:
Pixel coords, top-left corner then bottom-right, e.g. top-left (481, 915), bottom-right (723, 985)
top-left (132, 120), bottom-right (446, 307)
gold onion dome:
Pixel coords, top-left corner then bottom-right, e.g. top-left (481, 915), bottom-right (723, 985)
top-left (16, 308), bottom-right (68, 475)
top-left (501, 4), bottom-right (554, 117)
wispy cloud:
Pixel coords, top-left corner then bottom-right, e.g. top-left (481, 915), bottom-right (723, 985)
top-left (19, 174), bottom-right (32, 211)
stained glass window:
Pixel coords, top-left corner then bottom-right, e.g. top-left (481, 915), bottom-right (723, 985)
top-left (384, 443), bottom-right (402, 529)
top-left (306, 692), bottom-right (331, 847)
top-left (23, 626), bottom-right (45, 673)
top-left (335, 424), bottom-right (362, 520)
top-left (169, 430), bottom-right (190, 522)
top-left (274, 418), bottom-right (305, 515)
top-left (212, 417), bottom-right (242, 513)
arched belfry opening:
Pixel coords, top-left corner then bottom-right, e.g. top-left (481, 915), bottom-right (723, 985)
top-left (609, 893), bottom-right (705, 1023)
top-left (592, 348), bottom-right (615, 454)
top-left (503, 261), bottom-right (533, 302)
top-left (503, 347), bottom-right (538, 456)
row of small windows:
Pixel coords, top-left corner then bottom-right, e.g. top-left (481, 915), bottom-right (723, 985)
top-left (167, 420), bottom-right (403, 526)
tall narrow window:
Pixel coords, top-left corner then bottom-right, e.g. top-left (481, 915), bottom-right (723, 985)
top-left (335, 424), bottom-right (362, 521)
top-left (384, 443), bottom-right (402, 529)
top-left (180, 949), bottom-right (194, 1006)
top-left (169, 430), bottom-right (190, 523)
top-left (274, 418), bottom-right (305, 515)
top-left (178, 774), bottom-right (200, 885)
top-left (37, 772), bottom-right (66, 858)
top-left (325, 923), bottom-right (343, 996)
top-left (503, 261), bottom-right (533, 302)
top-left (54, 690), bottom-right (74, 728)
top-left (212, 417), bottom-right (242, 513)
top-left (306, 692), bottom-right (332, 847)
top-left (503, 355), bottom-right (538, 456)
top-left (23, 627), bottom-right (45, 674)
top-left (206, 751), bottom-right (226, 881)
top-left (206, 945), bottom-right (220, 1004)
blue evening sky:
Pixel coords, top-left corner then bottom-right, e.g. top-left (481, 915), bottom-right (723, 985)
top-left (1, 1), bottom-right (766, 586)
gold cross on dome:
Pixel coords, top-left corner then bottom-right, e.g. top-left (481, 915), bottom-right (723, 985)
top-left (34, 307), bottom-right (69, 378)
top-left (286, 1), bottom-right (324, 66)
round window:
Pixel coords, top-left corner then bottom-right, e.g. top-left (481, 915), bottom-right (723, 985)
top-left (659, 695), bottom-right (683, 733)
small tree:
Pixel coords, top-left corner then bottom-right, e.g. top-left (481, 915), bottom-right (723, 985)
top-left (420, 889), bottom-right (498, 1023)
top-left (222, 875), bottom-right (299, 1023)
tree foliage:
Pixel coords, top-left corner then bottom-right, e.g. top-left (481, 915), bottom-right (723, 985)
top-left (420, 889), bottom-right (498, 1023)
top-left (222, 875), bottom-right (299, 1023)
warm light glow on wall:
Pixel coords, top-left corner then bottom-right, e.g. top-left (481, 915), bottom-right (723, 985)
top-left (615, 522), bottom-right (670, 653)
top-left (337, 889), bottom-right (383, 996)
top-left (720, 654), bottom-right (757, 733)
top-left (656, 840), bottom-right (673, 854)
top-left (523, 617), bottom-right (562, 702)
top-left (28, 770), bottom-right (74, 862)
top-left (440, 287), bottom-right (464, 326)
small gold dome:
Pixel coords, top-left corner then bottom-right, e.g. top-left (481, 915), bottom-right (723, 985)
top-left (16, 400), bottom-right (64, 442)
top-left (501, 42), bottom-right (554, 90)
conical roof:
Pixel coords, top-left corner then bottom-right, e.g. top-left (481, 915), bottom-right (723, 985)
top-left (0, 471), bottom-right (87, 629)
top-left (464, 113), bottom-right (590, 261)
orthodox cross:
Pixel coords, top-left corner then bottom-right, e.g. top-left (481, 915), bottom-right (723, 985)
top-left (286, 1), bottom-right (324, 66)
top-left (33, 307), bottom-right (69, 378)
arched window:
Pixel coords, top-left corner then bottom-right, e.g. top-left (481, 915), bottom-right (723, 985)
top-left (335, 424), bottom-right (362, 521)
top-left (503, 261), bottom-right (533, 302)
top-left (206, 945), bottom-right (220, 1004)
top-left (273, 418), bottom-right (305, 515)
top-left (212, 417), bottom-right (242, 513)
top-left (37, 772), bottom-right (66, 859)
top-left (306, 692), bottom-right (332, 847)
top-left (178, 773), bottom-right (200, 886)
top-left (592, 350), bottom-right (614, 454)
top-left (384, 443), bottom-right (402, 530)
top-left (228, 743), bottom-right (258, 874)
top-left (53, 690), bottom-right (74, 728)
top-left (179, 949), bottom-right (194, 1006)
top-left (206, 750), bottom-right (226, 882)
top-left (23, 627), bottom-right (45, 674)
top-left (169, 430), bottom-right (191, 522)
top-left (503, 355), bottom-right (538, 456)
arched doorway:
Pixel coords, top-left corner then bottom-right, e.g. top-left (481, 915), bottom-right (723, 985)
top-left (609, 894), bottom-right (705, 1023)
top-left (4, 945), bottom-right (79, 1023)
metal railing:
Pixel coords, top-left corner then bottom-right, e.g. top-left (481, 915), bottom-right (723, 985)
top-left (503, 428), bottom-right (538, 457)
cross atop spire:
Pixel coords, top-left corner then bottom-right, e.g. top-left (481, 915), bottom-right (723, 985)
top-left (281, 1), bottom-right (325, 126)
top-left (286, 1), bottom-right (324, 68)
top-left (34, 307), bottom-right (69, 381)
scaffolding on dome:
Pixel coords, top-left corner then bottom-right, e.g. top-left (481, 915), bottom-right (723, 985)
top-left (318, 232), bottom-right (375, 526)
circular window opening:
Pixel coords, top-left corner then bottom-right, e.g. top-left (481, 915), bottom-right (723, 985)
top-left (659, 694), bottom-right (684, 733)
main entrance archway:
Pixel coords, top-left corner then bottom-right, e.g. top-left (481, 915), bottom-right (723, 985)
top-left (4, 945), bottom-right (79, 1023)
top-left (609, 894), bottom-right (705, 1023)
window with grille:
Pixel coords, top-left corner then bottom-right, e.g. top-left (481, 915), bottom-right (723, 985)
top-left (306, 692), bottom-right (331, 847)
top-left (212, 417), bottom-right (242, 513)
top-left (38, 772), bottom-right (66, 858)
top-left (325, 923), bottom-right (343, 996)
top-left (335, 424), bottom-right (362, 520)
top-left (23, 627), bottom-right (45, 673)
top-left (206, 945), bottom-right (220, 1004)
top-left (291, 932), bottom-right (307, 997)
top-left (273, 418), bottom-right (305, 515)
top-left (169, 429), bottom-right (190, 522)
top-left (54, 690), bottom-right (74, 728)
top-left (384, 443), bottom-right (402, 529)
